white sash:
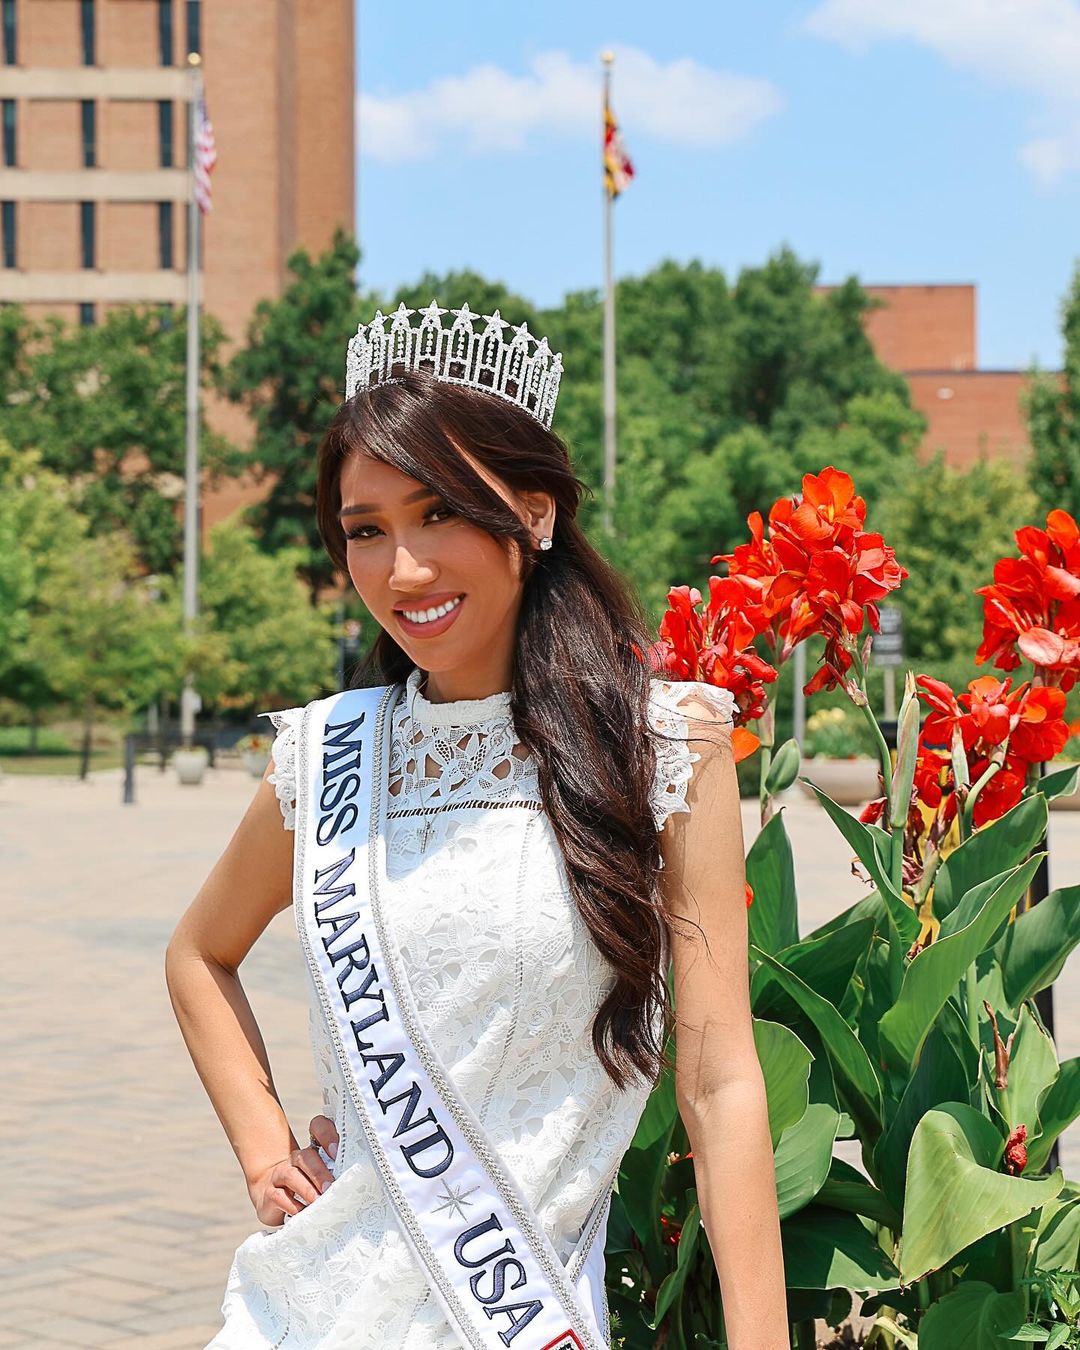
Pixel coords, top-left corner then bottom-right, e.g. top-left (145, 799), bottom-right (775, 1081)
top-left (293, 684), bottom-right (612, 1350)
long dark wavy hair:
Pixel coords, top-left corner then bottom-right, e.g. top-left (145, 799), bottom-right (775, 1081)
top-left (315, 366), bottom-right (677, 1091)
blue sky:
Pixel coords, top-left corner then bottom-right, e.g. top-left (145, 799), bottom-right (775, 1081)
top-left (355, 1), bottom-right (1080, 371)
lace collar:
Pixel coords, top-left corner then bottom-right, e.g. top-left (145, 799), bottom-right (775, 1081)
top-left (404, 666), bottom-right (513, 730)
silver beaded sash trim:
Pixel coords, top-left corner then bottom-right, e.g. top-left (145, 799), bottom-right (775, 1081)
top-left (293, 683), bottom-right (610, 1350)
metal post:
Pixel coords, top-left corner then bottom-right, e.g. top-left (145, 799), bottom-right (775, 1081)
top-left (792, 642), bottom-right (807, 748)
top-left (179, 53), bottom-right (203, 748)
top-left (1027, 768), bottom-right (1058, 1174)
top-left (601, 51), bottom-right (616, 538)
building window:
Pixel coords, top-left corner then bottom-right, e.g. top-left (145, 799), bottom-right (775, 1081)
top-left (80, 201), bottom-right (95, 268)
top-left (186, 0), bottom-right (200, 57)
top-left (158, 100), bottom-right (173, 167)
top-left (2, 0), bottom-right (15, 65)
top-left (81, 101), bottom-right (95, 168)
top-left (1, 201), bottom-right (14, 267)
top-left (158, 0), bottom-right (173, 66)
top-left (80, 303), bottom-right (96, 327)
top-left (158, 201), bottom-right (173, 269)
top-left (2, 99), bottom-right (14, 166)
top-left (81, 0), bottom-right (95, 66)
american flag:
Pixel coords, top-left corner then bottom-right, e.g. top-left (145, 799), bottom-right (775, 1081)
top-left (603, 95), bottom-right (634, 199)
top-left (193, 91), bottom-right (217, 215)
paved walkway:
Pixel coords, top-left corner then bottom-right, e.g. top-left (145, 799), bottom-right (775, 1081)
top-left (1, 765), bottom-right (1076, 1349)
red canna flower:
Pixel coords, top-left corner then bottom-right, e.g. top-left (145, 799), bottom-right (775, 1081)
top-left (976, 509), bottom-right (1080, 691)
top-left (649, 580), bottom-right (778, 763)
top-left (912, 743), bottom-right (954, 821)
top-left (966, 755), bottom-right (1027, 829)
top-left (715, 468), bottom-right (907, 693)
top-left (1007, 683), bottom-right (1070, 762)
top-left (659, 1214), bottom-right (683, 1247)
top-left (919, 674), bottom-right (1014, 753)
top-left (859, 797), bottom-right (886, 826)
top-left (651, 585), bottom-right (708, 682)
top-left (914, 675), bottom-right (1070, 829)
top-left (1003, 1123), bottom-right (1028, 1176)
top-left (744, 882), bottom-right (754, 908)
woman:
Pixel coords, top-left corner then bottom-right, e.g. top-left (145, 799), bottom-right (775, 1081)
top-left (166, 303), bottom-right (788, 1349)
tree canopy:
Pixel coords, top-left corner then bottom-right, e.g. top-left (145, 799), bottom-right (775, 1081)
top-left (1026, 258), bottom-right (1080, 520)
top-left (0, 303), bottom-right (233, 574)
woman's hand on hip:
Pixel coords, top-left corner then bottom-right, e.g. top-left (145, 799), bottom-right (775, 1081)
top-left (247, 1115), bottom-right (338, 1227)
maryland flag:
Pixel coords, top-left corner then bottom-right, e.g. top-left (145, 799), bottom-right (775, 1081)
top-left (603, 95), bottom-right (635, 198)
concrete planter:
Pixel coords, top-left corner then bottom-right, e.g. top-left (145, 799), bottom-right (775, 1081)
top-left (241, 749), bottom-right (271, 779)
top-left (799, 755), bottom-right (881, 807)
top-left (173, 746), bottom-right (209, 786)
top-left (1047, 758), bottom-right (1080, 812)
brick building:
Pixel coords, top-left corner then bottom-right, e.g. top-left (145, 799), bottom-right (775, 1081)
top-left (0, 0), bottom-right (354, 525)
top-left (816, 282), bottom-right (1040, 467)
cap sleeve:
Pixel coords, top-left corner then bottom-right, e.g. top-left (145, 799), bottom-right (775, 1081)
top-left (258, 707), bottom-right (304, 832)
top-left (647, 678), bottom-right (736, 834)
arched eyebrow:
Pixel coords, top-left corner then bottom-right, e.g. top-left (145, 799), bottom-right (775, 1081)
top-left (337, 486), bottom-right (438, 519)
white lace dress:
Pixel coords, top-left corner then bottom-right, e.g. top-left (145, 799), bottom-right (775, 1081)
top-left (210, 668), bottom-right (735, 1349)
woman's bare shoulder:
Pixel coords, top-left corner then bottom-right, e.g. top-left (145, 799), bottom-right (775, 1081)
top-left (169, 766), bottom-right (295, 970)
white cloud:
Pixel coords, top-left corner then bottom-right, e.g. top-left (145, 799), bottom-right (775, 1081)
top-left (358, 45), bottom-right (784, 164)
top-left (803, 0), bottom-right (1080, 184)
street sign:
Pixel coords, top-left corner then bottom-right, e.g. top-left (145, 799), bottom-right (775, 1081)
top-left (873, 605), bottom-right (904, 668)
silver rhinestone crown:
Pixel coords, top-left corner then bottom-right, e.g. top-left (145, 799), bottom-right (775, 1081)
top-left (345, 300), bottom-right (564, 430)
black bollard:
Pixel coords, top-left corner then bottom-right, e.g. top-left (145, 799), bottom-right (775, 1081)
top-left (123, 734), bottom-right (136, 805)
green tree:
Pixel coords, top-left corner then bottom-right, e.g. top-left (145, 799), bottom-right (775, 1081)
top-left (182, 517), bottom-right (338, 712)
top-left (1026, 259), bottom-right (1080, 519)
top-left (0, 439), bottom-right (81, 741)
top-left (878, 454), bottom-right (1036, 665)
top-left (25, 531), bottom-right (181, 777)
top-left (792, 388), bottom-right (926, 515)
top-left (0, 301), bottom-right (234, 574)
top-left (538, 249), bottom-right (921, 618)
top-left (222, 227), bottom-right (371, 595)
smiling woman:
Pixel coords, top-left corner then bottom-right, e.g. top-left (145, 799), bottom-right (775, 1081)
top-left (166, 305), bottom-right (785, 1350)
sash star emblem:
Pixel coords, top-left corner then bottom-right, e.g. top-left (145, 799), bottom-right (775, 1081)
top-left (432, 1180), bottom-right (480, 1221)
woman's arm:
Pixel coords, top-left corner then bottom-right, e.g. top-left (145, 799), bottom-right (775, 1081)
top-left (165, 763), bottom-right (334, 1226)
top-left (659, 702), bottom-right (789, 1350)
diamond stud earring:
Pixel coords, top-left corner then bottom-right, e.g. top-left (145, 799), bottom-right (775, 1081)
top-left (538, 535), bottom-right (553, 551)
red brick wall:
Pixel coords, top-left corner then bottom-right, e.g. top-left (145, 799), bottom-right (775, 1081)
top-left (907, 370), bottom-right (1033, 467)
top-left (10, 0), bottom-right (354, 539)
top-left (817, 282), bottom-right (1045, 466)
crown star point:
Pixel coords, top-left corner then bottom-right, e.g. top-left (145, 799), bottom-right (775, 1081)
top-left (450, 301), bottom-right (479, 326)
top-left (482, 309), bottom-right (510, 335)
top-left (419, 300), bottom-right (448, 324)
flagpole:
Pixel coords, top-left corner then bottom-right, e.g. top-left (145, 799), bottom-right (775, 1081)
top-left (180, 51), bottom-right (203, 749)
top-left (601, 50), bottom-right (616, 538)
